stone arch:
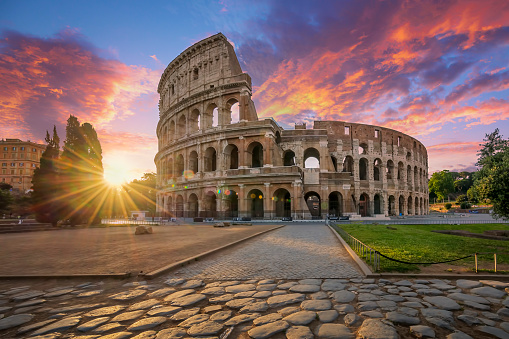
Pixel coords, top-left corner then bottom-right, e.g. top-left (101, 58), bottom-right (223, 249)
top-left (387, 160), bottom-right (394, 180)
top-left (247, 141), bottom-right (263, 168)
top-left (388, 195), bottom-right (395, 216)
top-left (166, 196), bottom-right (173, 218)
top-left (226, 97), bottom-right (240, 124)
top-left (304, 148), bottom-right (320, 168)
top-left (373, 158), bottom-right (382, 181)
top-left (205, 103), bottom-right (218, 129)
top-left (203, 191), bottom-right (217, 218)
top-left (305, 191), bottom-right (321, 218)
top-left (248, 189), bottom-right (264, 218)
top-left (224, 189), bottom-right (238, 219)
top-left (224, 144), bottom-right (239, 170)
top-left (283, 150), bottom-right (296, 166)
top-left (398, 161), bottom-right (404, 182)
top-left (414, 166), bottom-right (418, 189)
top-left (176, 154), bottom-right (184, 177)
top-left (189, 109), bottom-right (200, 132)
top-left (177, 115), bottom-right (186, 137)
top-left (359, 193), bottom-right (370, 217)
top-left (188, 193), bottom-right (199, 218)
top-left (343, 156), bottom-right (354, 174)
top-left (168, 120), bottom-right (175, 141)
top-left (176, 195), bottom-right (184, 217)
top-left (189, 151), bottom-right (198, 174)
top-left (273, 188), bottom-right (291, 218)
top-left (328, 191), bottom-right (343, 217)
top-left (359, 158), bottom-right (368, 180)
top-left (359, 143), bottom-right (368, 155)
top-left (374, 194), bottom-right (383, 214)
top-left (407, 165), bottom-right (412, 185)
top-left (420, 197), bottom-right (424, 215)
top-left (406, 151), bottom-right (412, 161)
top-left (204, 147), bottom-right (217, 172)
top-left (408, 196), bottom-right (413, 215)
top-left (167, 158), bottom-right (174, 178)
top-left (163, 125), bottom-right (168, 145)
top-left (415, 196), bottom-right (419, 215)
top-left (399, 195), bottom-right (405, 215)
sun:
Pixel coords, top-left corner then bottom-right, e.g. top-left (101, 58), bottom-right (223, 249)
top-left (103, 158), bottom-right (132, 186)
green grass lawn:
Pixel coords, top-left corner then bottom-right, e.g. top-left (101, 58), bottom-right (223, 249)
top-left (334, 223), bottom-right (509, 273)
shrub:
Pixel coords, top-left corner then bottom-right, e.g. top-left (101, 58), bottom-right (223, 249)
top-left (460, 202), bottom-right (472, 209)
top-left (456, 194), bottom-right (468, 204)
top-left (445, 203), bottom-right (452, 210)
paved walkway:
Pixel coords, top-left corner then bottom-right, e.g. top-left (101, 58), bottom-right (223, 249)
top-left (172, 223), bottom-right (363, 280)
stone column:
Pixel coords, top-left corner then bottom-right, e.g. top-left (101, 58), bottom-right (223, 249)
top-left (263, 183), bottom-right (271, 219)
top-left (239, 137), bottom-right (246, 168)
top-left (238, 184), bottom-right (247, 217)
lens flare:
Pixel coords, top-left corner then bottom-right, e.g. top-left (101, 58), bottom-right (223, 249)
top-left (183, 170), bottom-right (195, 179)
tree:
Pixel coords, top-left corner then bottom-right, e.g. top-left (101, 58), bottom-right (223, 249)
top-left (59, 115), bottom-right (104, 225)
top-left (473, 129), bottom-right (509, 219)
top-left (32, 127), bottom-right (62, 226)
top-left (428, 170), bottom-right (455, 202)
top-left (124, 172), bottom-right (157, 217)
top-left (0, 184), bottom-right (13, 214)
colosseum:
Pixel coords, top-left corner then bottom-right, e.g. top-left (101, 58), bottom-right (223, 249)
top-left (155, 33), bottom-right (429, 220)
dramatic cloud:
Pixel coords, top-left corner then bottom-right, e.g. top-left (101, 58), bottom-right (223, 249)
top-left (427, 141), bottom-right (480, 173)
top-left (0, 29), bottom-right (160, 142)
top-left (232, 0), bottom-right (509, 137)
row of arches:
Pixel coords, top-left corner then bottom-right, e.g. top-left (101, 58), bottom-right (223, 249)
top-left (158, 188), bottom-right (428, 219)
top-left (160, 99), bottom-right (240, 146)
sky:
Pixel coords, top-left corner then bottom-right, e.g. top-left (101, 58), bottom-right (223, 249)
top-left (1, 0), bottom-right (508, 183)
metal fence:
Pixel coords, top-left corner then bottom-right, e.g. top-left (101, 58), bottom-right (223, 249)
top-left (336, 219), bottom-right (509, 225)
top-left (101, 219), bottom-right (161, 225)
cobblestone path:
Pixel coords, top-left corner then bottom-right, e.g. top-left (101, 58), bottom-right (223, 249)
top-left (171, 223), bottom-right (363, 280)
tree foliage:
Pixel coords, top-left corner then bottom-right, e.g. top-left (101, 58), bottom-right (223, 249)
top-left (32, 127), bottom-right (62, 225)
top-left (428, 170), bottom-right (455, 202)
top-left (473, 129), bottom-right (509, 219)
top-left (124, 172), bottom-right (157, 217)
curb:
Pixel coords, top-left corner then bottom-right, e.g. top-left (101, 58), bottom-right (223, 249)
top-left (0, 273), bottom-right (131, 280)
top-left (376, 273), bottom-right (509, 281)
top-left (142, 224), bottom-right (286, 279)
top-left (327, 223), bottom-right (374, 277)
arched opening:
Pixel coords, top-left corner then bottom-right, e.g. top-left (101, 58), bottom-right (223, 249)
top-left (374, 159), bottom-right (382, 181)
top-left (398, 162), bottom-right (404, 182)
top-left (407, 165), bottom-right (412, 185)
top-left (386, 160), bottom-right (394, 180)
top-left (163, 125), bottom-right (168, 145)
top-left (304, 192), bottom-right (321, 218)
top-left (188, 194), bottom-right (198, 218)
top-left (176, 154), bottom-right (184, 177)
top-left (374, 194), bottom-right (382, 214)
top-left (275, 131), bottom-right (281, 144)
top-left (176, 195), bottom-right (184, 217)
top-left (359, 193), bottom-right (369, 217)
top-left (283, 150), bottom-right (296, 166)
top-left (224, 144), bottom-right (239, 170)
top-left (166, 196), bottom-right (173, 218)
top-left (304, 148), bottom-right (320, 168)
top-left (212, 107), bottom-right (219, 127)
top-left (406, 152), bottom-right (412, 161)
top-left (408, 196), bottom-right (413, 215)
top-left (189, 151), bottom-right (198, 174)
top-left (399, 195), bottom-right (405, 216)
top-left (343, 156), bottom-right (354, 175)
top-left (226, 98), bottom-right (239, 124)
top-left (273, 188), bottom-right (291, 218)
top-left (248, 189), bottom-right (264, 219)
top-left (328, 192), bottom-right (343, 217)
top-left (358, 143), bottom-right (368, 155)
top-left (414, 166), bottom-right (418, 189)
top-left (204, 147), bottom-right (217, 172)
top-left (189, 109), bottom-right (200, 132)
top-left (224, 189), bottom-right (238, 219)
top-left (359, 158), bottom-right (368, 180)
top-left (177, 115), bottom-right (186, 137)
top-left (205, 103), bottom-right (218, 129)
top-left (167, 158), bottom-right (173, 179)
top-left (248, 142), bottom-right (263, 168)
top-left (388, 195), bottom-right (395, 216)
top-left (415, 197), bottom-right (419, 215)
top-left (203, 191), bottom-right (217, 218)
top-left (420, 197), bottom-right (424, 215)
top-left (331, 156), bottom-right (338, 172)
top-left (169, 120), bottom-right (175, 141)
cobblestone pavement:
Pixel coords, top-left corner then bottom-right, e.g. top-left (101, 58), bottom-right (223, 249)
top-left (172, 223), bottom-right (363, 280)
top-left (2, 276), bottom-right (509, 338)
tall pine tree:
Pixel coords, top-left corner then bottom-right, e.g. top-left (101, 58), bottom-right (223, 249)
top-left (32, 126), bottom-right (62, 226)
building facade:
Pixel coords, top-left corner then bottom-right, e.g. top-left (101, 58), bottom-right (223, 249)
top-left (0, 139), bottom-right (45, 193)
top-left (155, 33), bottom-right (429, 219)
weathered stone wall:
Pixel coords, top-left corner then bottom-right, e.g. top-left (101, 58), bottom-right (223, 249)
top-left (155, 34), bottom-right (429, 219)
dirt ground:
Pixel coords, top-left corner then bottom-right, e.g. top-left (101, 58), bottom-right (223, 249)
top-left (0, 224), bottom-right (279, 276)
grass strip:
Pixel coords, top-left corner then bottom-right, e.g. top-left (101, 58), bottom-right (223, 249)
top-left (336, 223), bottom-right (509, 273)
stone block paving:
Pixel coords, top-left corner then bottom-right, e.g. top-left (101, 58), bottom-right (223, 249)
top-left (2, 277), bottom-right (509, 338)
top-left (171, 223), bottom-right (363, 280)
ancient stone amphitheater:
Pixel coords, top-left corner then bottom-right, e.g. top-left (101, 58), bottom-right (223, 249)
top-left (155, 33), bottom-right (428, 220)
